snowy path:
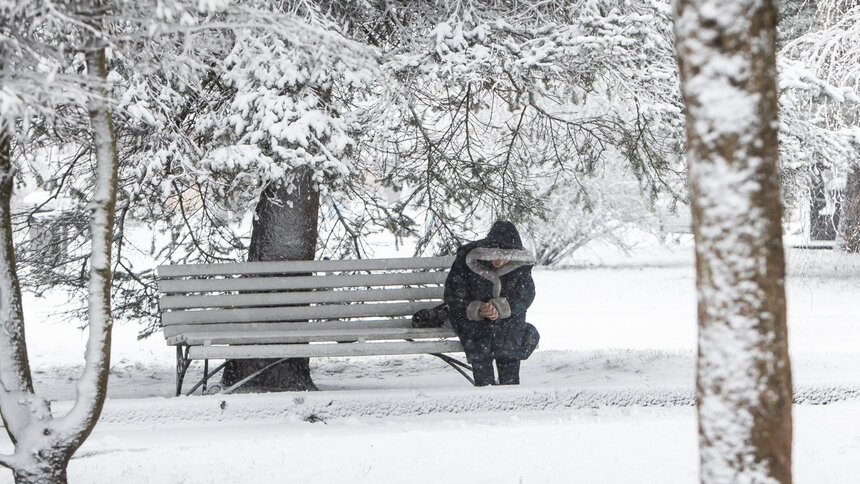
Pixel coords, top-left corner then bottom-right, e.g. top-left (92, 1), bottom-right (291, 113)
top-left (5, 385), bottom-right (859, 484)
top-left (52, 402), bottom-right (860, 484)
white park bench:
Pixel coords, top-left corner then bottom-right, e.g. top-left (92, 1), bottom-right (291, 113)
top-left (157, 256), bottom-right (471, 396)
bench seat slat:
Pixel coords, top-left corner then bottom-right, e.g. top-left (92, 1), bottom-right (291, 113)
top-left (167, 327), bottom-right (457, 346)
top-left (162, 301), bottom-right (439, 325)
top-left (158, 271), bottom-right (448, 294)
top-left (162, 318), bottom-right (419, 338)
top-left (158, 256), bottom-right (455, 278)
top-left (188, 340), bottom-right (464, 360)
top-left (160, 287), bottom-right (445, 310)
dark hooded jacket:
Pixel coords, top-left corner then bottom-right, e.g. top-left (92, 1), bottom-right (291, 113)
top-left (444, 221), bottom-right (536, 363)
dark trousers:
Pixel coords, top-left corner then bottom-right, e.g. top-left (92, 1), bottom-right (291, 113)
top-left (472, 359), bottom-right (521, 386)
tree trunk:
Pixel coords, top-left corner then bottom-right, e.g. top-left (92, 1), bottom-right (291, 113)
top-left (0, 125), bottom-right (35, 444)
top-left (1, 19), bottom-right (118, 483)
top-left (839, 167), bottom-right (860, 252)
top-left (221, 165), bottom-right (319, 391)
top-left (674, 1), bottom-right (793, 483)
top-left (809, 163), bottom-right (838, 241)
top-left (12, 456), bottom-right (70, 484)
top-left (0, 69), bottom-right (57, 484)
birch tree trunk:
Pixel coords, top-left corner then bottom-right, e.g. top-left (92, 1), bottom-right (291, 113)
top-left (220, 165), bottom-right (319, 391)
top-left (674, 1), bottom-right (793, 483)
top-left (0, 116), bottom-right (37, 450)
top-left (0, 6), bottom-right (118, 482)
top-left (0, 81), bottom-right (61, 484)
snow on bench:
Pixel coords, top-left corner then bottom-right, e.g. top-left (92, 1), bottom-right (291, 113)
top-left (157, 256), bottom-right (465, 395)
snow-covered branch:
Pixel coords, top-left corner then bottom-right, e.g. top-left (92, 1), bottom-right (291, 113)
top-left (0, 452), bottom-right (16, 470)
top-left (10, 1), bottom-right (687, 332)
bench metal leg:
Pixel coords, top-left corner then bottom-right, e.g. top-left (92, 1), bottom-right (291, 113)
top-left (175, 353), bottom-right (272, 397)
top-left (430, 353), bottom-right (475, 386)
top-left (183, 360), bottom-right (229, 396)
top-left (176, 345), bottom-right (192, 397)
top-left (203, 359), bottom-right (209, 394)
top-left (402, 337), bottom-right (473, 386)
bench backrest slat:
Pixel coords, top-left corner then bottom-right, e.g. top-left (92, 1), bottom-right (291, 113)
top-left (162, 300), bottom-right (439, 325)
top-left (157, 256), bottom-right (455, 278)
top-left (162, 318), bottom-right (416, 339)
top-left (160, 286), bottom-right (444, 310)
top-left (157, 271), bottom-right (448, 294)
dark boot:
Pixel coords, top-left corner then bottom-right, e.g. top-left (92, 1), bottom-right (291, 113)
top-left (496, 359), bottom-right (521, 385)
top-left (472, 360), bottom-right (495, 387)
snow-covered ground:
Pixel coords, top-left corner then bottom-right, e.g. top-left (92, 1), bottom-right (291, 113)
top-left (3, 244), bottom-right (860, 483)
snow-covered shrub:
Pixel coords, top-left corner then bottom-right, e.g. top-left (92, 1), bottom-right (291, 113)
top-left (529, 159), bottom-right (667, 266)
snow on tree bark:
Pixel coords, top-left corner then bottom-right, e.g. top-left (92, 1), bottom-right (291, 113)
top-left (248, 167), bottom-right (320, 264)
top-left (674, 0), bottom-right (793, 483)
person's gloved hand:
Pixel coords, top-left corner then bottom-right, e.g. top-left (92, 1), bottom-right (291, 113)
top-left (479, 301), bottom-right (499, 320)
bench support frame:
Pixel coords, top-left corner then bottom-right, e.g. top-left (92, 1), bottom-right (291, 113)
top-left (173, 346), bottom-right (474, 395)
top-left (176, 345), bottom-right (192, 397)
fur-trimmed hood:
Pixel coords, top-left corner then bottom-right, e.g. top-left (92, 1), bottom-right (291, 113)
top-left (465, 246), bottom-right (535, 298)
top-left (465, 221), bottom-right (534, 298)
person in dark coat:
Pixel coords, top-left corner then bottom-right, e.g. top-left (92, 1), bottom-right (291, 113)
top-left (444, 221), bottom-right (536, 386)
